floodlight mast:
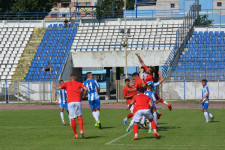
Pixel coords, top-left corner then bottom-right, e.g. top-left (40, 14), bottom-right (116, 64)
top-left (124, 0), bottom-right (128, 78)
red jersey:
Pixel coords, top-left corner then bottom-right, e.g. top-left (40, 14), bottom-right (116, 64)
top-left (123, 86), bottom-right (133, 105)
top-left (143, 65), bottom-right (153, 83)
top-left (132, 94), bottom-right (152, 115)
top-left (132, 85), bottom-right (137, 96)
top-left (134, 77), bottom-right (144, 89)
top-left (60, 80), bottom-right (85, 103)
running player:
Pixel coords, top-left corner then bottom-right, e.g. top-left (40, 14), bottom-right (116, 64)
top-left (135, 53), bottom-right (154, 83)
top-left (53, 74), bottom-right (87, 139)
top-left (55, 80), bottom-right (70, 125)
top-left (201, 79), bottom-right (214, 123)
top-left (83, 72), bottom-right (102, 128)
top-left (128, 87), bottom-right (160, 140)
top-left (146, 71), bottom-right (172, 111)
top-left (123, 78), bottom-right (134, 125)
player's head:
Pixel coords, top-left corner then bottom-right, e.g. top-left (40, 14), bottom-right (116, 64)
top-left (138, 87), bottom-right (145, 94)
top-left (70, 74), bottom-right (76, 81)
top-left (149, 66), bottom-right (155, 74)
top-left (125, 78), bottom-right (130, 86)
top-left (132, 78), bottom-right (135, 84)
top-left (202, 79), bottom-right (207, 86)
top-left (147, 84), bottom-right (154, 91)
top-left (86, 72), bottom-right (93, 79)
top-left (59, 80), bottom-right (64, 85)
top-left (132, 72), bottom-right (139, 80)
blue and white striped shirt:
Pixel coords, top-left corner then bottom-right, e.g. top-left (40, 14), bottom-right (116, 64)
top-left (202, 85), bottom-right (209, 103)
top-left (83, 79), bottom-right (100, 101)
top-left (55, 89), bottom-right (67, 104)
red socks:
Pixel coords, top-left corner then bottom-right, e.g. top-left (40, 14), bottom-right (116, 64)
top-left (160, 99), bottom-right (164, 103)
top-left (71, 119), bottom-right (77, 136)
top-left (78, 117), bottom-right (84, 133)
top-left (151, 121), bottom-right (157, 130)
top-left (133, 124), bottom-right (138, 134)
top-left (127, 113), bottom-right (133, 119)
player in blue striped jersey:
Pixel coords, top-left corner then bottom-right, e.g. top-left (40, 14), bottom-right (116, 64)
top-left (201, 79), bottom-right (214, 123)
top-left (83, 72), bottom-right (101, 128)
top-left (55, 80), bottom-right (70, 125)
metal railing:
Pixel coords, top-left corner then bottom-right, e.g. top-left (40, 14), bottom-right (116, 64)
top-left (0, 80), bottom-right (58, 103)
top-left (161, 2), bottom-right (199, 80)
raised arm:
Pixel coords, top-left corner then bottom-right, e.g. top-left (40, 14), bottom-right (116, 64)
top-left (128, 100), bottom-right (135, 109)
top-left (135, 53), bottom-right (145, 67)
top-left (158, 71), bottom-right (164, 84)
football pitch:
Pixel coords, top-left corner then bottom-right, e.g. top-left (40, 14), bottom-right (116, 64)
top-left (0, 108), bottom-right (225, 150)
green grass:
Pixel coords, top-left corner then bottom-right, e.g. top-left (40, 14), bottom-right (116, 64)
top-left (0, 108), bottom-right (224, 150)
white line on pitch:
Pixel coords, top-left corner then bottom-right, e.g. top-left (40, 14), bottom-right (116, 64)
top-left (105, 131), bottom-right (132, 145)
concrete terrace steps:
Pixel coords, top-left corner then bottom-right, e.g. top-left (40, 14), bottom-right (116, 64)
top-left (12, 28), bottom-right (46, 81)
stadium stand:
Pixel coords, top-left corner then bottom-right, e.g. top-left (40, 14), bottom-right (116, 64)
top-left (71, 20), bottom-right (182, 52)
top-left (0, 25), bottom-right (34, 80)
top-left (26, 23), bottom-right (78, 81)
top-left (170, 31), bottom-right (225, 81)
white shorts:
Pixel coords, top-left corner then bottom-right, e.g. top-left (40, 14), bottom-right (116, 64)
top-left (68, 102), bottom-right (82, 119)
top-left (127, 104), bottom-right (134, 113)
top-left (133, 109), bottom-right (153, 122)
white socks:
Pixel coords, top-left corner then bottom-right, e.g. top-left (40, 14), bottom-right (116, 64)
top-left (135, 133), bottom-right (138, 137)
top-left (163, 101), bottom-right (168, 105)
top-left (149, 122), bottom-right (152, 132)
top-left (127, 119), bottom-right (135, 129)
top-left (124, 117), bottom-right (128, 121)
top-left (60, 112), bottom-right (65, 122)
top-left (207, 111), bottom-right (213, 118)
top-left (92, 111), bottom-right (100, 122)
top-left (204, 112), bottom-right (209, 122)
top-left (153, 111), bottom-right (158, 125)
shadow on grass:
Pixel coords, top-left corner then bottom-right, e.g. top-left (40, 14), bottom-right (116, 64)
top-left (85, 136), bottom-right (102, 139)
top-left (211, 120), bottom-right (219, 123)
top-left (157, 126), bottom-right (178, 132)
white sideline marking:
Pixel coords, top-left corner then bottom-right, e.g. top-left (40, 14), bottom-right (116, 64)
top-left (105, 131), bottom-right (132, 145)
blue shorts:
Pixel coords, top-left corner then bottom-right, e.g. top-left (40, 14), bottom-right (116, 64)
top-left (89, 98), bottom-right (100, 110)
top-left (202, 103), bottom-right (209, 110)
top-left (59, 103), bottom-right (68, 110)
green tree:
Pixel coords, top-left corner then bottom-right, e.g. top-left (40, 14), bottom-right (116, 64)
top-left (195, 14), bottom-right (214, 26)
top-left (95, 0), bottom-right (135, 19)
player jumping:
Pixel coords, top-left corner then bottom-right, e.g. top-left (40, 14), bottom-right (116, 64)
top-left (135, 53), bottom-right (154, 83)
top-left (55, 80), bottom-right (70, 125)
top-left (83, 72), bottom-right (102, 128)
top-left (123, 78), bottom-right (135, 125)
top-left (201, 79), bottom-right (214, 123)
top-left (53, 74), bottom-right (87, 139)
top-left (128, 87), bottom-right (160, 140)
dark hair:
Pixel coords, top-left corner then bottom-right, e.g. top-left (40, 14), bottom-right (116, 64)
top-left (138, 87), bottom-right (145, 93)
top-left (202, 79), bottom-right (207, 82)
top-left (132, 72), bottom-right (139, 77)
top-left (148, 84), bottom-right (153, 90)
top-left (70, 74), bottom-right (76, 77)
top-left (125, 78), bottom-right (130, 83)
top-left (59, 80), bottom-right (64, 83)
top-left (86, 72), bottom-right (92, 78)
top-left (150, 66), bottom-right (155, 73)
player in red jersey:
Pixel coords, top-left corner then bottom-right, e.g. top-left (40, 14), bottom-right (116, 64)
top-left (128, 87), bottom-right (160, 140)
top-left (135, 53), bottom-right (154, 84)
top-left (132, 78), bottom-right (137, 96)
top-left (53, 74), bottom-right (87, 139)
top-left (127, 72), bottom-right (145, 94)
top-left (123, 78), bottom-right (135, 125)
